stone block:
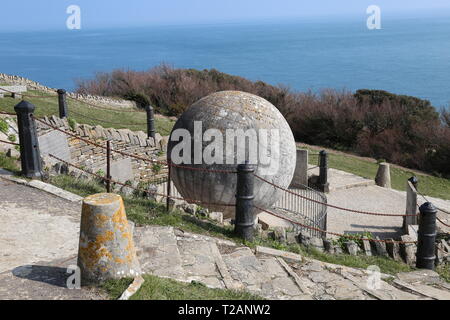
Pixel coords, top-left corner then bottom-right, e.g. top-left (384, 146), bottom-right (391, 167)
top-left (38, 130), bottom-right (71, 162)
top-left (183, 203), bottom-right (197, 215)
top-left (375, 162), bottom-right (391, 188)
top-left (370, 237), bottom-right (389, 257)
top-left (344, 241), bottom-right (358, 256)
top-left (386, 239), bottom-right (402, 261)
top-left (362, 239), bottom-right (372, 256)
top-left (290, 149), bottom-right (309, 188)
top-left (399, 235), bottom-right (417, 266)
top-left (208, 212), bottom-right (223, 224)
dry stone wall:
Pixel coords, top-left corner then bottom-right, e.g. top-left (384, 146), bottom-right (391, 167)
top-left (0, 73), bottom-right (136, 109)
top-left (36, 115), bottom-right (169, 184)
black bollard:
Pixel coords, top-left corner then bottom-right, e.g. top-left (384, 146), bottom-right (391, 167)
top-left (319, 150), bottom-right (330, 193)
top-left (57, 89), bottom-right (68, 118)
top-left (146, 105), bottom-right (156, 139)
top-left (416, 202), bottom-right (437, 270)
top-left (14, 100), bottom-right (43, 179)
top-left (235, 162), bottom-right (255, 241)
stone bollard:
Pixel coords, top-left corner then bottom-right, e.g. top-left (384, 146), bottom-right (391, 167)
top-left (375, 162), bottom-right (391, 188)
top-left (291, 149), bottom-right (308, 188)
top-left (77, 193), bottom-right (141, 285)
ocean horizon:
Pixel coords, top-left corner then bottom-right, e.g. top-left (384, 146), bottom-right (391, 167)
top-left (1, 14), bottom-right (450, 107)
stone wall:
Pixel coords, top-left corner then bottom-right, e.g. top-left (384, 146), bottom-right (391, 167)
top-left (0, 73), bottom-right (136, 109)
top-left (37, 115), bottom-right (169, 184)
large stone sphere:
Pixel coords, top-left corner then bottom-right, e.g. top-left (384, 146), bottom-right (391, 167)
top-left (167, 91), bottom-right (296, 218)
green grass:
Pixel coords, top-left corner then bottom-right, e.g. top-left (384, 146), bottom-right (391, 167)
top-left (101, 275), bottom-right (263, 300)
top-left (48, 174), bottom-right (237, 241)
top-left (306, 147), bottom-right (450, 200)
top-left (436, 264), bottom-right (450, 283)
top-left (0, 90), bottom-right (175, 136)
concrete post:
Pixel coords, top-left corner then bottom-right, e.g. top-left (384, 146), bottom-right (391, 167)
top-left (235, 162), bottom-right (255, 241)
top-left (291, 149), bottom-right (308, 188)
top-left (416, 202), bottom-right (437, 270)
top-left (146, 105), bottom-right (156, 139)
top-left (403, 179), bottom-right (418, 233)
top-left (375, 162), bottom-right (391, 188)
top-left (57, 89), bottom-right (68, 118)
top-left (77, 193), bottom-right (141, 285)
top-left (14, 100), bottom-right (43, 179)
top-left (319, 150), bottom-right (329, 193)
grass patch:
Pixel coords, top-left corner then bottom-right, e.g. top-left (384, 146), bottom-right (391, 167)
top-left (101, 275), bottom-right (262, 300)
top-left (436, 264), bottom-right (450, 283)
top-left (48, 174), bottom-right (237, 241)
top-left (306, 147), bottom-right (450, 200)
top-left (0, 151), bottom-right (20, 174)
top-left (0, 90), bottom-right (175, 136)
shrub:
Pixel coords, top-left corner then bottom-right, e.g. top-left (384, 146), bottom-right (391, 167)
top-left (76, 65), bottom-right (450, 177)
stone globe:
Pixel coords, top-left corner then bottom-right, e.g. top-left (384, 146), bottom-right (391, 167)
top-left (167, 91), bottom-right (296, 219)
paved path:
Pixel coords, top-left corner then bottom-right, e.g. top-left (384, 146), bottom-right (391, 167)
top-left (0, 177), bottom-right (107, 300)
top-left (327, 185), bottom-right (450, 238)
top-left (261, 166), bottom-right (450, 238)
top-left (134, 225), bottom-right (450, 300)
top-left (0, 176), bottom-right (449, 300)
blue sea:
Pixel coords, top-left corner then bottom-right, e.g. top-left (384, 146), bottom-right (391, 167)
top-left (1, 15), bottom-right (450, 107)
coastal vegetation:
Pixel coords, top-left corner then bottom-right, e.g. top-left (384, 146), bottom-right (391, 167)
top-left (76, 64), bottom-right (450, 178)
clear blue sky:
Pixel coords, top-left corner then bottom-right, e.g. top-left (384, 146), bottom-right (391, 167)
top-left (2, 0), bottom-right (450, 31)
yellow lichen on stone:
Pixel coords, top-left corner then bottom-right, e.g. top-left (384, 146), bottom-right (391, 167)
top-left (79, 241), bottom-right (112, 269)
top-left (111, 200), bottom-right (128, 233)
top-left (94, 214), bottom-right (109, 228)
top-left (96, 230), bottom-right (114, 243)
top-left (84, 193), bottom-right (121, 206)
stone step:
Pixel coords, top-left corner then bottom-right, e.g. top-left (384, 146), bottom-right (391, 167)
top-left (221, 247), bottom-right (270, 295)
top-left (133, 226), bottom-right (186, 281)
top-left (176, 238), bottom-right (233, 289)
top-left (221, 246), bottom-right (310, 299)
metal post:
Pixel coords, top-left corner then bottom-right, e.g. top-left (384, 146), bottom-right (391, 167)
top-left (319, 150), bottom-right (329, 193)
top-left (106, 140), bottom-right (111, 193)
top-left (166, 160), bottom-right (172, 212)
top-left (146, 105), bottom-right (156, 139)
top-left (416, 202), bottom-right (437, 270)
top-left (57, 89), bottom-right (68, 118)
top-left (408, 176), bottom-right (418, 190)
top-left (235, 162), bottom-right (255, 241)
top-left (14, 100), bottom-right (43, 179)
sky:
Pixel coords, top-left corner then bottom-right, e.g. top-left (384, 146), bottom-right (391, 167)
top-left (1, 0), bottom-right (450, 31)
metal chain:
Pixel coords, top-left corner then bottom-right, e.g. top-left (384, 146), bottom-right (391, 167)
top-left (47, 153), bottom-right (235, 208)
top-left (0, 139), bottom-right (19, 146)
top-left (253, 173), bottom-right (418, 217)
top-left (255, 205), bottom-right (417, 244)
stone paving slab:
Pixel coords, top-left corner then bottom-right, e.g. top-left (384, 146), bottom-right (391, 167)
top-left (134, 226), bottom-right (186, 281)
top-left (0, 256), bottom-right (107, 300)
top-left (0, 178), bottom-right (81, 273)
top-left (308, 165), bottom-right (375, 191)
top-left (178, 239), bottom-right (224, 289)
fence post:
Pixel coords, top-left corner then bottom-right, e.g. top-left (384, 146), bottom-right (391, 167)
top-left (235, 162), bottom-right (255, 241)
top-left (14, 100), bottom-right (43, 179)
top-left (146, 105), bottom-right (156, 139)
top-left (57, 89), bottom-right (68, 118)
top-left (106, 140), bottom-right (112, 193)
top-left (319, 150), bottom-right (329, 193)
top-left (416, 202), bottom-right (437, 270)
